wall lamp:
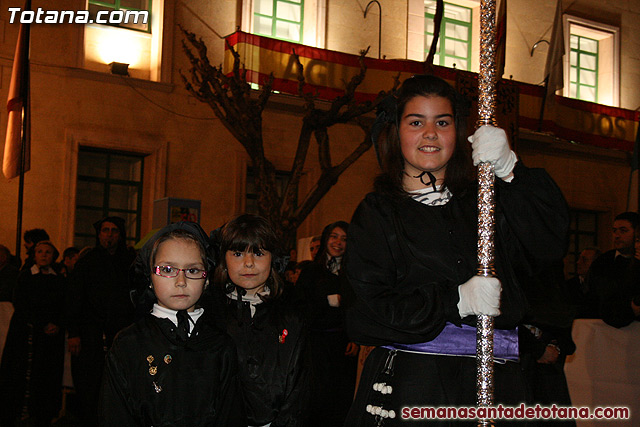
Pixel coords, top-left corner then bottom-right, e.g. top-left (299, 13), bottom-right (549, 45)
top-left (109, 61), bottom-right (130, 76)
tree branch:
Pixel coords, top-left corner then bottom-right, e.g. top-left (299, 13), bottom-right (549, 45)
top-left (180, 27), bottom-right (265, 157)
top-left (292, 129), bottom-right (374, 227)
top-left (314, 128), bottom-right (331, 171)
top-left (180, 27), bottom-right (398, 247)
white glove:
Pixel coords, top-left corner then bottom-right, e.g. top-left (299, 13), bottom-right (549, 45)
top-left (457, 276), bottom-right (502, 317)
top-left (468, 125), bottom-right (517, 178)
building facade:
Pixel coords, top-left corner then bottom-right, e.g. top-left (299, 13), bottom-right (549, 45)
top-left (0, 0), bottom-right (638, 273)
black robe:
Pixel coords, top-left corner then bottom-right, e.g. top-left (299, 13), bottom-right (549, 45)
top-left (587, 250), bottom-right (640, 328)
top-left (65, 245), bottom-right (136, 424)
top-left (518, 261), bottom-right (576, 426)
top-left (99, 312), bottom-right (245, 427)
top-left (344, 163), bottom-right (569, 426)
top-left (0, 268), bottom-right (66, 426)
top-left (295, 262), bottom-right (357, 427)
top-left (215, 291), bottom-right (309, 427)
top-left (564, 275), bottom-right (600, 319)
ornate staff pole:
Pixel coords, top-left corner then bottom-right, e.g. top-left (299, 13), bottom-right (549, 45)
top-left (476, 0), bottom-right (498, 426)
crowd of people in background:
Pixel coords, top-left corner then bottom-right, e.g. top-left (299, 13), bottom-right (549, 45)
top-left (0, 210), bottom-right (637, 426)
top-left (0, 75), bottom-right (638, 426)
top-left (0, 216), bottom-right (360, 427)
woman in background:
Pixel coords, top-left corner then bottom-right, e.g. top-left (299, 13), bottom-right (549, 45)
top-left (0, 241), bottom-right (66, 426)
top-left (296, 221), bottom-right (358, 426)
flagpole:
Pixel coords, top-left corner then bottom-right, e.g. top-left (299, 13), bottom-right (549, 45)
top-left (537, 75), bottom-right (549, 131)
top-left (633, 125), bottom-right (640, 213)
top-left (539, 0), bottom-right (565, 133)
top-left (15, 63), bottom-right (29, 260)
top-left (476, 0), bottom-right (498, 426)
top-left (636, 126), bottom-right (640, 214)
top-left (16, 132), bottom-right (25, 259)
top-left (14, 0), bottom-right (31, 261)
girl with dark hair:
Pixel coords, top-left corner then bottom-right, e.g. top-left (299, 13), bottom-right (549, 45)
top-left (344, 74), bottom-right (569, 425)
top-left (372, 73), bottom-right (474, 198)
top-left (212, 214), bottom-right (309, 427)
top-left (296, 220), bottom-right (358, 427)
top-left (99, 222), bottom-right (245, 426)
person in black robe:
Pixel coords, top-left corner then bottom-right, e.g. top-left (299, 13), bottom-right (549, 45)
top-left (0, 241), bottom-right (66, 427)
top-left (210, 214), bottom-right (309, 427)
top-left (565, 247), bottom-right (601, 319)
top-left (343, 75), bottom-right (569, 426)
top-left (518, 260), bottom-right (576, 427)
top-left (586, 212), bottom-right (640, 328)
top-left (0, 244), bottom-right (19, 303)
top-left (65, 216), bottom-right (136, 425)
top-left (295, 221), bottom-right (358, 426)
top-left (99, 221), bottom-right (245, 426)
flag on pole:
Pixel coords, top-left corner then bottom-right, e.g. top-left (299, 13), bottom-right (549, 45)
top-left (496, 0), bottom-right (507, 79)
top-left (3, 1), bottom-right (31, 180)
top-left (626, 124), bottom-right (640, 212)
top-left (543, 0), bottom-right (564, 104)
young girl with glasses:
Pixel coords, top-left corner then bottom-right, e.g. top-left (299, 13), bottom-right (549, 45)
top-left (211, 214), bottom-right (309, 427)
top-left (99, 222), bottom-right (245, 426)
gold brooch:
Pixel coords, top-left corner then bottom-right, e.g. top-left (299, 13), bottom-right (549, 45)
top-left (147, 354), bottom-right (158, 376)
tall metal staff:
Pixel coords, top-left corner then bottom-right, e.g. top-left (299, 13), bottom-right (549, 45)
top-left (476, 0), bottom-right (498, 426)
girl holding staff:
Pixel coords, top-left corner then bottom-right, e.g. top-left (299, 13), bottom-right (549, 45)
top-left (343, 74), bottom-right (569, 425)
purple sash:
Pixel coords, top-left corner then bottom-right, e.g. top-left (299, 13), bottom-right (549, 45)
top-left (384, 322), bottom-right (519, 362)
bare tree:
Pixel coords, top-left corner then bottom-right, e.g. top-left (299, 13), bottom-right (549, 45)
top-left (180, 27), bottom-right (398, 247)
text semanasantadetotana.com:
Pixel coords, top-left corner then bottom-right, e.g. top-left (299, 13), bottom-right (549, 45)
top-left (7, 7), bottom-right (148, 25)
top-left (400, 404), bottom-right (630, 420)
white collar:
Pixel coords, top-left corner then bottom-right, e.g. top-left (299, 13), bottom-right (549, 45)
top-left (326, 254), bottom-right (342, 275)
top-left (409, 185), bottom-right (452, 206)
top-left (151, 304), bottom-right (204, 334)
top-left (30, 264), bottom-right (56, 275)
top-left (227, 288), bottom-right (270, 317)
top-left (615, 250), bottom-right (632, 259)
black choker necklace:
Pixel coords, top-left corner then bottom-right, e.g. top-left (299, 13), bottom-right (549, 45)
top-left (408, 171), bottom-right (438, 192)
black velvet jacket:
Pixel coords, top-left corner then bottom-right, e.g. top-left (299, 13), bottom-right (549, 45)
top-left (66, 245), bottom-right (135, 346)
top-left (345, 163), bottom-right (569, 346)
top-left (218, 292), bottom-right (309, 427)
top-left (99, 312), bottom-right (245, 427)
top-left (588, 250), bottom-right (640, 328)
top-left (295, 262), bottom-right (345, 332)
top-left (0, 269), bottom-right (66, 424)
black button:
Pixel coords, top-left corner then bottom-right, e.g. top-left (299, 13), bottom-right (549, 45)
top-left (456, 259), bottom-right (463, 264)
